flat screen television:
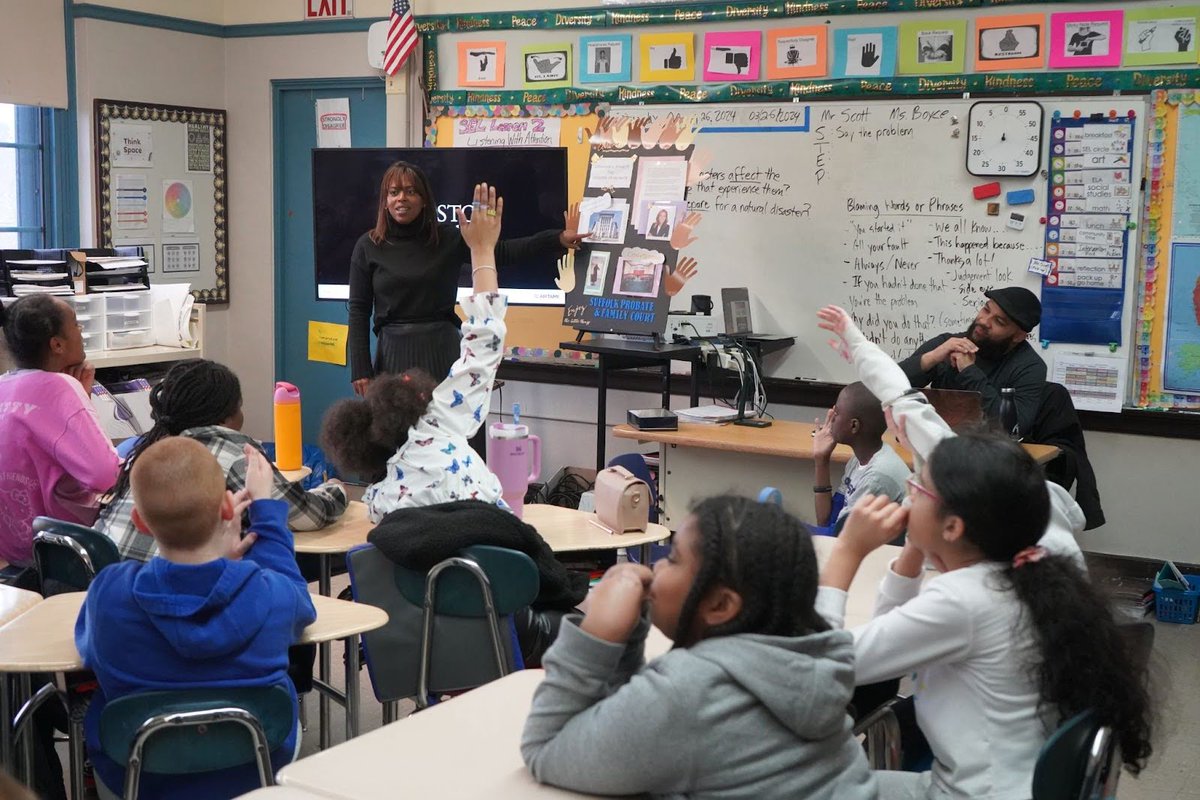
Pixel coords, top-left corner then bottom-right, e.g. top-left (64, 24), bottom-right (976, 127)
top-left (312, 147), bottom-right (568, 304)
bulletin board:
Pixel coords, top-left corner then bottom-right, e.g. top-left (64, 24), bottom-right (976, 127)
top-left (94, 99), bottom-right (228, 303)
top-left (1134, 89), bottom-right (1200, 409)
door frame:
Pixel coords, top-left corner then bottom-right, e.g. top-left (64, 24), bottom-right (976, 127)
top-left (270, 76), bottom-right (382, 377)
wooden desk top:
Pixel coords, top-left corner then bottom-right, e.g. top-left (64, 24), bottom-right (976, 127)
top-left (613, 421), bottom-right (1060, 466)
top-left (293, 501), bottom-right (372, 555)
top-left (278, 465), bottom-right (313, 484)
top-left (294, 502), bottom-right (671, 558)
top-left (235, 788), bottom-right (324, 799)
top-left (0, 585), bottom-right (40, 628)
top-left (523, 504), bottom-right (670, 553)
top-left (279, 669), bottom-right (595, 799)
top-left (0, 592), bottom-right (386, 674)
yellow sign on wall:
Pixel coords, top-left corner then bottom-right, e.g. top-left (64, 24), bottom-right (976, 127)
top-left (307, 320), bottom-right (348, 366)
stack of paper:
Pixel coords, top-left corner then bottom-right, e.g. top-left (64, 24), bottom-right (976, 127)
top-left (11, 284), bottom-right (73, 296)
top-left (87, 256), bottom-right (148, 270)
top-left (675, 404), bottom-right (738, 424)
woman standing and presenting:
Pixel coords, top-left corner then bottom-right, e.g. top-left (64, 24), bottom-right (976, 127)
top-left (348, 161), bottom-right (587, 398)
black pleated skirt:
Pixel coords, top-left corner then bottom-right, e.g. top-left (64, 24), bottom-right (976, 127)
top-left (374, 320), bottom-right (460, 380)
top-left (374, 320), bottom-right (488, 460)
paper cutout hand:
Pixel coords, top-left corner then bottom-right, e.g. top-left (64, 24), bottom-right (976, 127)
top-left (663, 256), bottom-right (698, 297)
top-left (658, 115), bottom-right (686, 149)
top-left (555, 250), bottom-right (576, 292)
top-left (670, 211), bottom-right (703, 250)
top-left (559, 202), bottom-right (591, 249)
top-left (642, 115), bottom-right (670, 148)
top-left (673, 116), bottom-right (700, 150)
top-left (611, 117), bottom-right (631, 148)
top-left (686, 148), bottom-right (713, 188)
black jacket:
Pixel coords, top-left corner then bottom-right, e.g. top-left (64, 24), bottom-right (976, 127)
top-left (1026, 383), bottom-right (1105, 531)
top-left (368, 500), bottom-right (589, 610)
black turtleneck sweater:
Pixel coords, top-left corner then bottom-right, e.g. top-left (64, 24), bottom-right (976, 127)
top-left (347, 219), bottom-right (563, 381)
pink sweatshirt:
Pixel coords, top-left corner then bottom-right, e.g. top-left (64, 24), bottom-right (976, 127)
top-left (0, 370), bottom-right (119, 565)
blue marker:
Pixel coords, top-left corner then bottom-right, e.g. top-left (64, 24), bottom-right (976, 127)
top-left (1007, 189), bottom-right (1036, 206)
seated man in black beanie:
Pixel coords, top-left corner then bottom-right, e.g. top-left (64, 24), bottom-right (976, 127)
top-left (898, 286), bottom-right (1045, 435)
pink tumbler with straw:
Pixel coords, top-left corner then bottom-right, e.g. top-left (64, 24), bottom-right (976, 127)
top-left (487, 408), bottom-right (540, 518)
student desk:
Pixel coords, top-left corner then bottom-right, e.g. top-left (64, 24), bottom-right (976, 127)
top-left (237, 788), bottom-right (325, 798)
top-left (0, 586), bottom-right (40, 779)
top-left (523, 503), bottom-right (670, 563)
top-left (0, 592), bottom-right (386, 794)
top-left (278, 669), bottom-right (594, 799)
top-left (613, 421), bottom-right (1060, 526)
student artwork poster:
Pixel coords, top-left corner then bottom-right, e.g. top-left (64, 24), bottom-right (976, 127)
top-left (833, 27), bottom-right (897, 78)
top-left (974, 14), bottom-right (1045, 72)
top-left (1049, 11), bottom-right (1124, 69)
top-left (898, 20), bottom-right (967, 75)
top-left (1124, 6), bottom-right (1199, 66)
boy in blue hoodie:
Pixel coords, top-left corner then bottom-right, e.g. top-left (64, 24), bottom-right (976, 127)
top-left (75, 437), bottom-right (317, 799)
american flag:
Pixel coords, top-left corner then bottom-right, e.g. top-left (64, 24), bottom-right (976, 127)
top-left (384, 0), bottom-right (417, 76)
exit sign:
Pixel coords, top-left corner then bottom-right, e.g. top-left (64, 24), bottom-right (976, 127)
top-left (305, 0), bottom-right (354, 19)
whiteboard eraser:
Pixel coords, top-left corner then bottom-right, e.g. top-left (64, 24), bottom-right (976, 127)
top-left (973, 182), bottom-right (1002, 200)
top-left (1007, 189), bottom-right (1036, 205)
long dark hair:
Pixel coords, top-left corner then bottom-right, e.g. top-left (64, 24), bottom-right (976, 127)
top-left (928, 434), bottom-right (1153, 773)
top-left (367, 161), bottom-right (439, 248)
top-left (673, 495), bottom-right (830, 647)
top-left (319, 369), bottom-right (438, 482)
top-left (110, 359), bottom-right (242, 502)
top-left (0, 294), bottom-right (69, 368)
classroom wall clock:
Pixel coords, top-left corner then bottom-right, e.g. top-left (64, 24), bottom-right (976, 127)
top-left (966, 101), bottom-right (1043, 177)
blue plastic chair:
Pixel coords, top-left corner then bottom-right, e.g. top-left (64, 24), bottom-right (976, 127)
top-left (98, 685), bottom-right (294, 800)
top-left (346, 543), bottom-right (538, 718)
top-left (32, 516), bottom-right (121, 596)
top-left (1031, 709), bottom-right (1118, 800)
top-left (803, 491), bottom-right (846, 538)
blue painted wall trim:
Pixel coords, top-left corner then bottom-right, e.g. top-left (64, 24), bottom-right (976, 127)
top-left (270, 76), bottom-right (379, 378)
top-left (73, 3), bottom-right (382, 38)
top-left (54, 0), bottom-right (80, 246)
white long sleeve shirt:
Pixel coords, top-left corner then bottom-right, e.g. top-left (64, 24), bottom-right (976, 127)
top-left (363, 291), bottom-right (508, 522)
top-left (816, 321), bottom-right (1087, 800)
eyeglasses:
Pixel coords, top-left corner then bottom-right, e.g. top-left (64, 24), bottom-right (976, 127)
top-left (906, 476), bottom-right (939, 502)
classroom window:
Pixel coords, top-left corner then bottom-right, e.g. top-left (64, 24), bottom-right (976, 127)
top-left (0, 103), bottom-right (48, 248)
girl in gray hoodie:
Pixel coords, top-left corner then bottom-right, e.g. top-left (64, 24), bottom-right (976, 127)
top-left (522, 495), bottom-right (879, 799)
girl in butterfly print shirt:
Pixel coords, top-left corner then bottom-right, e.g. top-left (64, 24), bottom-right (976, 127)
top-left (360, 290), bottom-right (509, 521)
top-left (322, 182), bottom-right (510, 523)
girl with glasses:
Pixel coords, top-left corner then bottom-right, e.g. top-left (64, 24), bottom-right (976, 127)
top-left (812, 305), bottom-right (1152, 800)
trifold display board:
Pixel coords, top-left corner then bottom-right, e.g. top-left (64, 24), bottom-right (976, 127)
top-left (602, 98), bottom-right (1144, 387)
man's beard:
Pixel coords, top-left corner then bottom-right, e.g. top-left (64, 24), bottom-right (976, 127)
top-left (967, 326), bottom-right (1013, 360)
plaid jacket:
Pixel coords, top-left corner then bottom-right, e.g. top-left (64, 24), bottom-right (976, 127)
top-left (95, 425), bottom-right (348, 561)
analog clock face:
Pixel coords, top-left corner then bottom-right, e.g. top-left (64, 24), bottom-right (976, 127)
top-left (966, 102), bottom-right (1043, 177)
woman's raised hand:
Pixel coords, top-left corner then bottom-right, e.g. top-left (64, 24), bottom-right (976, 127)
top-left (457, 182), bottom-right (503, 252)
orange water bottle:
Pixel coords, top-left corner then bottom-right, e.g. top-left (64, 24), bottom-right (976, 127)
top-left (273, 381), bottom-right (303, 471)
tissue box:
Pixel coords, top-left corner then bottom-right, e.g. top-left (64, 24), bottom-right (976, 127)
top-left (91, 379), bottom-right (154, 442)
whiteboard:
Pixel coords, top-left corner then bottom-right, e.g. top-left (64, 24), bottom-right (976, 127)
top-left (610, 98), bottom-right (1145, 385)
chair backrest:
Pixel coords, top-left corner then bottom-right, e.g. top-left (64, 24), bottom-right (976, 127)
top-left (1031, 709), bottom-right (1115, 800)
top-left (32, 516), bottom-right (121, 595)
top-left (98, 685), bottom-right (293, 800)
top-left (347, 544), bottom-right (539, 704)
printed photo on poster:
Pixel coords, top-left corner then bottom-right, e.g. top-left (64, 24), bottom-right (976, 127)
top-left (587, 206), bottom-right (628, 245)
top-left (1050, 11), bottom-right (1124, 68)
top-left (766, 26), bottom-right (826, 79)
top-left (523, 44), bottom-right (571, 89)
top-left (702, 32), bottom-right (760, 82)
top-left (833, 27), bottom-right (897, 78)
top-left (613, 248), bottom-right (665, 299)
top-left (114, 173), bottom-right (149, 231)
top-left (1125, 6), bottom-right (1199, 66)
top-left (457, 41), bottom-right (505, 88)
top-left (582, 251), bottom-right (611, 296)
top-left (646, 205), bottom-right (677, 241)
top-left (975, 14), bottom-right (1045, 71)
top-left (579, 35), bottom-right (632, 83)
